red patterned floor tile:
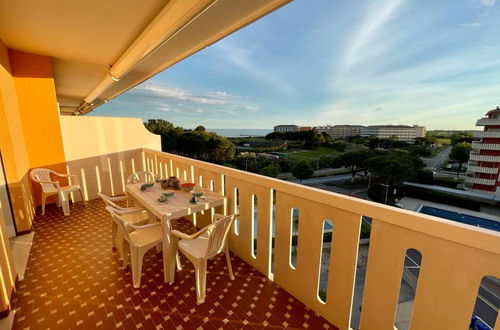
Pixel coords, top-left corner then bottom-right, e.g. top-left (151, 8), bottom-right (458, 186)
top-left (11, 200), bottom-right (337, 330)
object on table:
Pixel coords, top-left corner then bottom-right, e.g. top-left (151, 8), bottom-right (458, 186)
top-left (140, 182), bottom-right (154, 191)
top-left (161, 179), bottom-right (169, 189)
top-left (190, 191), bottom-right (204, 204)
top-left (180, 182), bottom-right (196, 192)
top-left (157, 195), bottom-right (168, 203)
top-left (167, 176), bottom-right (179, 188)
top-left (162, 191), bottom-right (175, 197)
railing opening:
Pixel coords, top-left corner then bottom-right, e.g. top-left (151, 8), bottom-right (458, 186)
top-left (470, 276), bottom-right (499, 330)
top-left (395, 248), bottom-right (422, 330)
top-left (183, 169), bottom-right (187, 181)
top-left (95, 165), bottom-right (102, 193)
top-left (270, 190), bottom-right (276, 274)
top-left (199, 175), bottom-right (203, 187)
top-left (252, 194), bottom-right (258, 258)
top-left (234, 188), bottom-right (240, 235)
top-left (210, 179), bottom-right (214, 192)
top-left (318, 219), bottom-right (333, 303)
top-left (290, 208), bottom-right (299, 269)
top-left (350, 216), bottom-right (372, 329)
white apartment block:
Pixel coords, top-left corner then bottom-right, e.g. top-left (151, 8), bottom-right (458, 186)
top-left (315, 125), bottom-right (364, 138)
top-left (361, 125), bottom-right (426, 142)
top-left (273, 125), bottom-right (299, 132)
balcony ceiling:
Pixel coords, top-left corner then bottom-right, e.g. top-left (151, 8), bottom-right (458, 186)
top-left (0, 0), bottom-right (290, 115)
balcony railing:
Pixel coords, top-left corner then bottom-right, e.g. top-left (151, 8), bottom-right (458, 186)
top-left (464, 176), bottom-right (497, 186)
top-left (474, 131), bottom-right (500, 138)
top-left (476, 118), bottom-right (500, 126)
top-left (64, 148), bottom-right (500, 329)
top-left (471, 141), bottom-right (500, 151)
top-left (467, 165), bottom-right (499, 175)
top-left (469, 154), bottom-right (500, 162)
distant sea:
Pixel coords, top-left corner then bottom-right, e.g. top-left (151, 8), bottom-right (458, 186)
top-left (207, 128), bottom-right (272, 137)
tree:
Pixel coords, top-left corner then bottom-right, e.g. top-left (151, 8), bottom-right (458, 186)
top-left (449, 142), bottom-right (471, 176)
top-left (265, 132), bottom-right (284, 140)
top-left (144, 119), bottom-right (235, 164)
top-left (259, 165), bottom-right (280, 178)
top-left (144, 119), bottom-right (184, 152)
top-left (366, 150), bottom-right (425, 185)
top-left (206, 133), bottom-right (235, 163)
top-left (413, 169), bottom-right (434, 184)
top-left (331, 150), bottom-right (370, 182)
top-left (303, 130), bottom-right (324, 149)
top-left (366, 156), bottom-right (417, 185)
top-left (450, 132), bottom-right (473, 145)
top-left (291, 160), bottom-right (314, 181)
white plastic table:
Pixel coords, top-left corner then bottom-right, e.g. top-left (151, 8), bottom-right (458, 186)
top-left (125, 183), bottom-right (225, 284)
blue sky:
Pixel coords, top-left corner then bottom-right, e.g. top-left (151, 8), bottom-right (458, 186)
top-left (94, 0), bottom-right (500, 130)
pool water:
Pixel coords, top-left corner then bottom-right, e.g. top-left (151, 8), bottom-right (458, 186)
top-left (419, 206), bottom-right (500, 232)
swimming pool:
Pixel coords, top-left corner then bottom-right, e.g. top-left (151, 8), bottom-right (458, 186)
top-left (419, 206), bottom-right (500, 232)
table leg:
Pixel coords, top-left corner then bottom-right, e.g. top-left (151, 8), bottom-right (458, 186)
top-left (162, 220), bottom-right (177, 284)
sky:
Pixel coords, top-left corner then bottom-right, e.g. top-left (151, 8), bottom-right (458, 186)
top-left (93, 0), bottom-right (500, 130)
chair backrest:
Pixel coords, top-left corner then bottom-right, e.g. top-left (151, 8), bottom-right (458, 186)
top-left (205, 214), bottom-right (234, 258)
top-left (97, 193), bottom-right (124, 210)
top-left (30, 168), bottom-right (57, 192)
top-left (105, 206), bottom-right (133, 242)
top-left (127, 170), bottom-right (155, 184)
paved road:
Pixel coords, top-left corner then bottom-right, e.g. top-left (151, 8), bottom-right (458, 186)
top-left (421, 146), bottom-right (452, 171)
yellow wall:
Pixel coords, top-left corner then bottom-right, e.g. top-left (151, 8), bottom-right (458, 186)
top-left (0, 39), bottom-right (21, 314)
top-left (60, 116), bottom-right (161, 161)
top-left (0, 41), bottom-right (65, 315)
top-left (9, 50), bottom-right (67, 208)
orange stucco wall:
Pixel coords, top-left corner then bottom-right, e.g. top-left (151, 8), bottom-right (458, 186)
top-left (0, 38), bottom-right (22, 314)
top-left (9, 50), bottom-right (68, 205)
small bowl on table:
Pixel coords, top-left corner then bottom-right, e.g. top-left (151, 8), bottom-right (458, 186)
top-left (162, 191), bottom-right (175, 198)
top-left (180, 183), bottom-right (196, 192)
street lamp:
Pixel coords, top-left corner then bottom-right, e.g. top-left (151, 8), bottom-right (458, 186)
top-left (381, 183), bottom-right (389, 204)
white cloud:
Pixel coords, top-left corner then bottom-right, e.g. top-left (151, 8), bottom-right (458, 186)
top-left (115, 81), bottom-right (261, 122)
top-left (460, 22), bottom-right (483, 27)
top-left (212, 40), bottom-right (295, 93)
top-left (479, 0), bottom-right (496, 7)
top-left (342, 0), bottom-right (408, 71)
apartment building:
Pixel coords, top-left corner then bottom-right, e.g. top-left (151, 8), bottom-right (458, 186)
top-left (273, 125), bottom-right (299, 132)
top-left (315, 125), bottom-right (364, 138)
top-left (361, 125), bottom-right (426, 142)
top-left (465, 106), bottom-right (500, 196)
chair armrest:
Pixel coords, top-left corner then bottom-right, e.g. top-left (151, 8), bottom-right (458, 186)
top-left (171, 227), bottom-right (209, 241)
top-left (126, 222), bottom-right (160, 230)
top-left (112, 207), bottom-right (146, 215)
top-left (34, 179), bottom-right (58, 185)
top-left (214, 213), bottom-right (238, 220)
top-left (104, 195), bottom-right (128, 202)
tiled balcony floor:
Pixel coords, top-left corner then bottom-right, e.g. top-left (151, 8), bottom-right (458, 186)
top-left (11, 199), bottom-right (336, 330)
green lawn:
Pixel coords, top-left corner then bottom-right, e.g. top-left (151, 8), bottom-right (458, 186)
top-left (436, 138), bottom-right (451, 145)
top-left (286, 146), bottom-right (339, 159)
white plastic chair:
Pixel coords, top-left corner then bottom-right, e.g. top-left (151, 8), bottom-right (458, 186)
top-left (98, 193), bottom-right (151, 263)
top-left (126, 170), bottom-right (155, 206)
top-left (126, 170), bottom-right (155, 184)
top-left (30, 168), bottom-right (83, 216)
top-left (172, 213), bottom-right (236, 304)
top-left (105, 206), bottom-right (163, 288)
